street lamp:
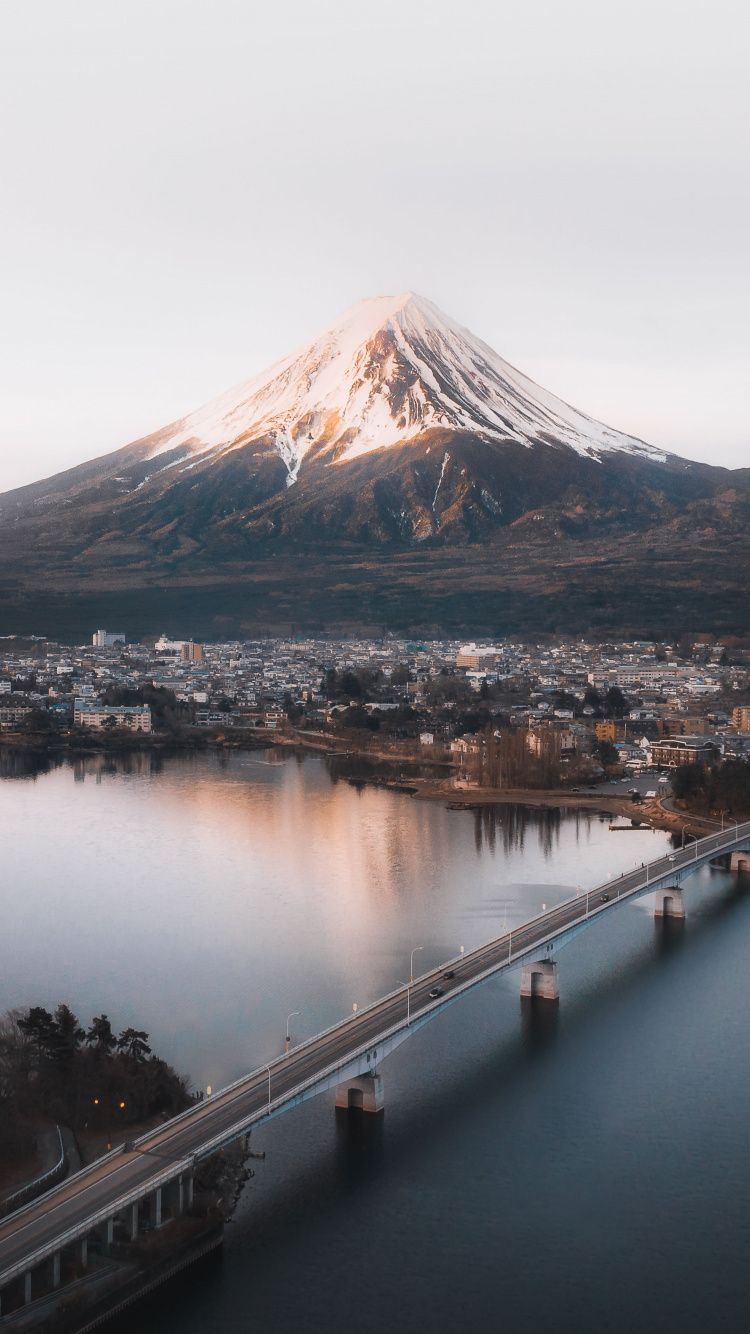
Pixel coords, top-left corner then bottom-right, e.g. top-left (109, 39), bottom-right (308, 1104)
top-left (285, 1011), bottom-right (300, 1052)
top-left (397, 980), bottom-right (412, 1024)
top-left (410, 945), bottom-right (423, 983)
top-left (263, 1064), bottom-right (272, 1113)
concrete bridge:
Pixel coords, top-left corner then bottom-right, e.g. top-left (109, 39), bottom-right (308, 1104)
top-left (2, 820), bottom-right (749, 1317)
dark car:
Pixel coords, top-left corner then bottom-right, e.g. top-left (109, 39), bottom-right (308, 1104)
top-left (428, 987), bottom-right (444, 999)
top-left (600, 893), bottom-right (610, 903)
top-left (443, 970), bottom-right (456, 980)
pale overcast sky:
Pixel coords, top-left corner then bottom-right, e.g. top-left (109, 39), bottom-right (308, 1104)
top-left (0, 0), bottom-right (748, 491)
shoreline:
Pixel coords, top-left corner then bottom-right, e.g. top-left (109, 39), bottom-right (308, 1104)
top-left (1, 730), bottom-right (718, 837)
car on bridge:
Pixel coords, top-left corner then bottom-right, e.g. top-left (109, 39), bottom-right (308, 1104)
top-left (429, 987), bottom-right (445, 999)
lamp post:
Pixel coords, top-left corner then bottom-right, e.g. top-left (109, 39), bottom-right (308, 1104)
top-left (263, 1064), bottom-right (271, 1114)
top-left (410, 945), bottom-right (423, 983)
top-left (285, 1011), bottom-right (300, 1053)
top-left (398, 980), bottom-right (412, 1024)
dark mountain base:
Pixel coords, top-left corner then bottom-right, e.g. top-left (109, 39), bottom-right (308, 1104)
top-left (3, 532), bottom-right (748, 643)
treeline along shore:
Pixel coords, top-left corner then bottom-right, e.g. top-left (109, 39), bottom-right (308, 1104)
top-left (0, 1005), bottom-right (191, 1187)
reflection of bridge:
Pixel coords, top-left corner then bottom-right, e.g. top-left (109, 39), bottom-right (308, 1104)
top-left (2, 823), bottom-right (749, 1315)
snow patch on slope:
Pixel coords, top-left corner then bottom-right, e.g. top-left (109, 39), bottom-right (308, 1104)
top-left (143, 292), bottom-right (667, 480)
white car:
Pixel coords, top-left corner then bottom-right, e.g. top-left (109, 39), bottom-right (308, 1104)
top-left (645, 790), bottom-right (657, 798)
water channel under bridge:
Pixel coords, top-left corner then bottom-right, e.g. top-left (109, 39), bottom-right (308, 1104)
top-left (2, 820), bottom-right (750, 1318)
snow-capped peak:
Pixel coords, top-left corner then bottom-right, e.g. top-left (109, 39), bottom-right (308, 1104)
top-left (145, 291), bottom-right (666, 483)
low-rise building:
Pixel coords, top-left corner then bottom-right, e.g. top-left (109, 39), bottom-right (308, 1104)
top-left (92, 630), bottom-right (125, 647)
top-left (0, 706), bottom-right (32, 728)
top-left (456, 644), bottom-right (497, 670)
top-left (650, 736), bottom-right (719, 767)
top-left (74, 702), bottom-right (152, 732)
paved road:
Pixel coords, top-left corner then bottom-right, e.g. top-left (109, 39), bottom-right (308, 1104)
top-left (2, 821), bottom-right (749, 1286)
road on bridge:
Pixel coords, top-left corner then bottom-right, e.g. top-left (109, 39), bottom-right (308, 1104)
top-left (2, 820), bottom-right (748, 1285)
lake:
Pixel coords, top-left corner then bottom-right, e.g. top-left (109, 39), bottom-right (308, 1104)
top-left (3, 749), bottom-right (749, 1333)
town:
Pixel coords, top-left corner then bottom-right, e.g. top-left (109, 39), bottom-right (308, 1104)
top-left (2, 629), bottom-right (750, 796)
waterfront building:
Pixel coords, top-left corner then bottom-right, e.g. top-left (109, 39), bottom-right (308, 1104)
top-left (650, 736), bottom-right (719, 767)
top-left (73, 703), bottom-right (152, 732)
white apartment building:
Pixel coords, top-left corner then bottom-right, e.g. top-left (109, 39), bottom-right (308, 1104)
top-left (74, 702), bottom-right (152, 732)
top-left (92, 630), bottom-right (125, 647)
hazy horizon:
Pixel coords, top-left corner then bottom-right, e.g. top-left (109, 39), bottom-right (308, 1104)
top-left (1, 0), bottom-right (748, 492)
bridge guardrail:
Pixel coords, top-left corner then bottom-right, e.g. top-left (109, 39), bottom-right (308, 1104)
top-left (0, 1128), bottom-right (67, 1221)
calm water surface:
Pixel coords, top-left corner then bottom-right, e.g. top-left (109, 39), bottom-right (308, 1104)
top-left (2, 750), bottom-right (749, 1332)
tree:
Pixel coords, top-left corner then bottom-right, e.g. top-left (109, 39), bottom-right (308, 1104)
top-left (584, 686), bottom-right (602, 711)
top-left (670, 762), bottom-right (705, 802)
top-left (117, 1028), bottom-right (152, 1062)
top-left (339, 670), bottom-right (361, 699)
top-left (86, 1014), bottom-right (117, 1055)
top-left (53, 1005), bottom-right (85, 1064)
top-left (604, 686), bottom-right (628, 718)
top-left (17, 1007), bottom-right (58, 1061)
top-left (282, 691), bottom-right (303, 721)
top-left (597, 739), bottom-right (619, 767)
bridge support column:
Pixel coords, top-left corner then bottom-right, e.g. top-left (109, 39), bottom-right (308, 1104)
top-left (48, 1252), bottom-right (60, 1290)
top-left (654, 887), bottom-right (684, 918)
top-left (100, 1216), bottom-right (114, 1256)
top-left (128, 1202), bottom-right (139, 1241)
top-left (23, 1271), bottom-right (32, 1305)
top-left (152, 1187), bottom-right (162, 1230)
top-left (77, 1238), bottom-right (88, 1270)
top-left (520, 959), bottom-right (559, 1001)
top-left (185, 1173), bottom-right (194, 1211)
top-left (335, 1073), bottom-right (384, 1113)
top-left (730, 851), bottom-right (750, 872)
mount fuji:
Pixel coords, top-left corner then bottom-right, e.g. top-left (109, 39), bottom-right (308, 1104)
top-left (0, 293), bottom-right (747, 637)
top-left (128, 290), bottom-right (666, 483)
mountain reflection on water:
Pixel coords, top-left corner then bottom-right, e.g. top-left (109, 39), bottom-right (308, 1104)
top-left (4, 749), bottom-right (749, 1334)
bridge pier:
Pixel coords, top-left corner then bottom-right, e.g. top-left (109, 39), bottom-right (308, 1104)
top-left (520, 959), bottom-right (559, 1001)
top-left (99, 1216), bottom-right (114, 1256)
top-left (151, 1187), bottom-right (162, 1230)
top-left (162, 1175), bottom-right (185, 1218)
top-left (335, 1073), bottom-right (384, 1113)
top-left (654, 887), bottom-right (684, 918)
top-left (48, 1251), bottom-right (60, 1290)
top-left (127, 1202), bottom-right (139, 1241)
top-left (730, 851), bottom-right (750, 872)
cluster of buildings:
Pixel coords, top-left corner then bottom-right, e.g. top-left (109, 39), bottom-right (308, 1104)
top-left (0, 631), bottom-right (748, 775)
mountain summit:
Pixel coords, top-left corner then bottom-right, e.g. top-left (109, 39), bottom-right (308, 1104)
top-left (1, 292), bottom-right (747, 640)
top-left (140, 291), bottom-right (664, 487)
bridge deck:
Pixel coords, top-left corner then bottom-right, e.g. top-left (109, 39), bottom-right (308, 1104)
top-left (2, 820), bottom-right (749, 1288)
